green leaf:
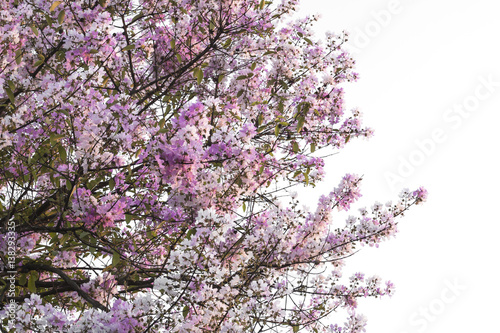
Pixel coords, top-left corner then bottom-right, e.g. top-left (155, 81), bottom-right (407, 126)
top-left (131, 13), bottom-right (144, 23)
top-left (274, 125), bottom-right (280, 137)
top-left (34, 59), bottom-right (44, 67)
top-left (122, 44), bottom-right (135, 51)
top-left (293, 325), bottom-right (299, 333)
top-left (60, 233), bottom-right (70, 245)
top-left (89, 49), bottom-right (99, 54)
top-left (112, 251), bottom-right (120, 266)
top-left (292, 142), bottom-right (299, 153)
top-left (176, 53), bottom-right (182, 62)
top-left (44, 13), bottom-right (53, 25)
top-left (15, 50), bottom-right (23, 64)
top-left (5, 87), bottom-right (15, 104)
top-left (302, 102), bottom-right (310, 115)
top-left (296, 116), bottom-right (305, 133)
top-left (58, 144), bottom-right (67, 162)
top-left (56, 50), bottom-right (66, 61)
top-left (109, 178), bottom-right (115, 191)
top-left (218, 74), bottom-right (224, 83)
top-left (259, 0), bottom-right (265, 10)
top-left (125, 214), bottom-right (133, 223)
top-left (7, 80), bottom-right (15, 92)
top-left (292, 170), bottom-right (301, 178)
top-left (28, 272), bottom-right (37, 293)
top-left (170, 39), bottom-right (175, 49)
top-left (77, 230), bottom-right (89, 239)
top-left (304, 37), bottom-right (313, 45)
top-left (310, 143), bottom-right (316, 153)
top-left (237, 90), bottom-right (244, 98)
top-left (57, 9), bottom-right (65, 24)
top-left (19, 274), bottom-right (27, 286)
top-left (196, 68), bottom-right (203, 84)
top-left (186, 228), bottom-right (196, 240)
top-left (236, 75), bottom-right (247, 80)
top-left (250, 62), bottom-right (256, 71)
top-left (31, 25), bottom-right (39, 36)
top-left (277, 101), bottom-right (284, 112)
top-left (242, 202), bottom-right (246, 212)
top-left (232, 235), bottom-right (246, 249)
top-left (49, 1), bottom-right (62, 12)
top-left (183, 305), bottom-right (189, 318)
top-left (146, 229), bottom-right (156, 238)
top-left (50, 133), bottom-right (64, 145)
top-left (257, 113), bottom-right (263, 126)
top-left (345, 135), bottom-right (350, 143)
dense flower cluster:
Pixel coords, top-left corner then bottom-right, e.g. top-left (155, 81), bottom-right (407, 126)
top-left (0, 0), bottom-right (425, 332)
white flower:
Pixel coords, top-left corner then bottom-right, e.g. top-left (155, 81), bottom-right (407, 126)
top-left (230, 275), bottom-right (240, 286)
top-left (153, 277), bottom-right (168, 291)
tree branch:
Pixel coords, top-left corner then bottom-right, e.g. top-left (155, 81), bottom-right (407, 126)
top-left (22, 263), bottom-right (109, 312)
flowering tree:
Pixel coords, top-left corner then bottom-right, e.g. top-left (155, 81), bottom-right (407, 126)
top-left (0, 0), bottom-right (427, 331)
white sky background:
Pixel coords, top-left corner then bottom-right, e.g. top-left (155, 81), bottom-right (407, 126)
top-left (296, 0), bottom-right (500, 332)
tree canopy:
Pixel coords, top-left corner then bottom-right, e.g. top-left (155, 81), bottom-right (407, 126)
top-left (0, 0), bottom-right (427, 331)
